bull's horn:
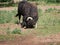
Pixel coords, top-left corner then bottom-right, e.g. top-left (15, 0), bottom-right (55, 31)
top-left (27, 17), bottom-right (33, 21)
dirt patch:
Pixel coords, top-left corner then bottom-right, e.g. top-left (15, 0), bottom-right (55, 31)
top-left (0, 33), bottom-right (60, 45)
top-left (38, 5), bottom-right (60, 10)
top-left (0, 5), bottom-right (60, 11)
top-left (0, 7), bottom-right (17, 11)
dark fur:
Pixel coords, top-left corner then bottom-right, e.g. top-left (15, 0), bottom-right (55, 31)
top-left (15, 1), bottom-right (38, 28)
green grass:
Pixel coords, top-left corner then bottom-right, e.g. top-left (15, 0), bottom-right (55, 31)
top-left (0, 35), bottom-right (15, 41)
top-left (0, 3), bottom-right (18, 7)
top-left (45, 8), bottom-right (60, 13)
top-left (0, 27), bottom-right (21, 41)
top-left (0, 10), bottom-right (17, 24)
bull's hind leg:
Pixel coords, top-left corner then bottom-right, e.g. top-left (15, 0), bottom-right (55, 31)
top-left (15, 14), bottom-right (21, 24)
top-left (18, 15), bottom-right (21, 24)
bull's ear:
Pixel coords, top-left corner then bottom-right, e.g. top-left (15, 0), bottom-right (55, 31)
top-left (27, 17), bottom-right (33, 21)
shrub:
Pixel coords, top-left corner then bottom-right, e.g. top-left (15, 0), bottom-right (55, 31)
top-left (12, 28), bottom-right (21, 34)
top-left (28, 0), bottom-right (60, 3)
top-left (0, 0), bottom-right (11, 2)
top-left (45, 8), bottom-right (53, 12)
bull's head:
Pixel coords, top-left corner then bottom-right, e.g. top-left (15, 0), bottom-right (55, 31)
top-left (26, 17), bottom-right (35, 28)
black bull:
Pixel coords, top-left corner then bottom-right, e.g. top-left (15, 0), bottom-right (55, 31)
top-left (15, 1), bottom-right (38, 28)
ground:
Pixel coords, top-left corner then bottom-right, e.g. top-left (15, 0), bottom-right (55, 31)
top-left (0, 5), bottom-right (60, 45)
top-left (0, 23), bottom-right (60, 45)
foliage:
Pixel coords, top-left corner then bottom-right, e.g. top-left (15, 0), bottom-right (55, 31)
top-left (28, 0), bottom-right (60, 3)
top-left (46, 0), bottom-right (60, 3)
top-left (12, 28), bottom-right (21, 34)
top-left (45, 8), bottom-right (57, 12)
top-left (0, 0), bottom-right (12, 2)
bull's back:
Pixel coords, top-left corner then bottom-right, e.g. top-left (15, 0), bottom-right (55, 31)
top-left (18, 1), bottom-right (31, 15)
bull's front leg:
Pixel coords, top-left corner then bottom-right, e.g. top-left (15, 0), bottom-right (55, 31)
top-left (21, 21), bottom-right (26, 28)
top-left (35, 23), bottom-right (37, 28)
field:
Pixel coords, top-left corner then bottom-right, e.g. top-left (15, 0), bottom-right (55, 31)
top-left (0, 2), bottom-right (60, 45)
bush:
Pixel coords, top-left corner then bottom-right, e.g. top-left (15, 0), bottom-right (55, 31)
top-left (46, 0), bottom-right (56, 3)
top-left (12, 28), bottom-right (21, 34)
top-left (45, 0), bottom-right (60, 3)
top-left (28, 0), bottom-right (60, 3)
top-left (0, 0), bottom-right (11, 2)
top-left (45, 8), bottom-right (53, 12)
top-left (56, 0), bottom-right (60, 3)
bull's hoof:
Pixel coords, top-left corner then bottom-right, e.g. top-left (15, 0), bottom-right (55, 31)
top-left (21, 23), bottom-right (25, 28)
